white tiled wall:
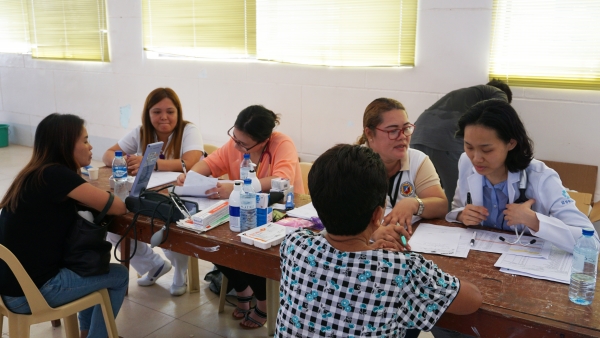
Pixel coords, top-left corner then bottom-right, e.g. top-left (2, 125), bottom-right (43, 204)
top-left (2, 0), bottom-right (600, 201)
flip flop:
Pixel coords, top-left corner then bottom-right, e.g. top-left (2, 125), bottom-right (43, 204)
top-left (239, 307), bottom-right (267, 330)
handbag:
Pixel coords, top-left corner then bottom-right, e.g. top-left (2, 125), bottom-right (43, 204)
top-left (63, 191), bottom-right (114, 277)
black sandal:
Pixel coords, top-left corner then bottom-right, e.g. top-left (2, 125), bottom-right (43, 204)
top-left (240, 307), bottom-right (267, 329)
top-left (232, 295), bottom-right (254, 320)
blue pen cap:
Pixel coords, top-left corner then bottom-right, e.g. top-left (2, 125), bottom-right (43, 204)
top-left (582, 229), bottom-right (595, 236)
top-left (115, 150), bottom-right (123, 157)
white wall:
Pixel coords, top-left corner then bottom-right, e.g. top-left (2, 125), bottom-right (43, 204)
top-left (1, 0), bottom-right (600, 201)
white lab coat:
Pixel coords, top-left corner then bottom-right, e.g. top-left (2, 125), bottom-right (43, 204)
top-left (446, 153), bottom-right (596, 253)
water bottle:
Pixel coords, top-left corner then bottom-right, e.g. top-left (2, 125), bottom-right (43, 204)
top-left (229, 180), bottom-right (242, 232)
top-left (248, 169), bottom-right (262, 193)
top-left (112, 151), bottom-right (128, 201)
top-left (569, 229), bottom-right (599, 305)
top-left (240, 153), bottom-right (252, 180)
top-left (240, 178), bottom-right (257, 231)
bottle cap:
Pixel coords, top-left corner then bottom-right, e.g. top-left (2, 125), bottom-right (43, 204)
top-left (115, 150), bottom-right (123, 157)
top-left (243, 153), bottom-right (250, 159)
top-left (244, 178), bottom-right (252, 184)
top-left (234, 180), bottom-right (243, 185)
top-left (582, 228), bottom-right (595, 236)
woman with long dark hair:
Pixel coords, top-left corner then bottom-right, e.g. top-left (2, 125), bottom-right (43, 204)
top-left (103, 87), bottom-right (204, 296)
top-left (0, 113), bottom-right (128, 338)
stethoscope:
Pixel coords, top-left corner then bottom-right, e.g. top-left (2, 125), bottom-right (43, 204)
top-left (253, 139), bottom-right (273, 176)
top-left (497, 170), bottom-right (537, 246)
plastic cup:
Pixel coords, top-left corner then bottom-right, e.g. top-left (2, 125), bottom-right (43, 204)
top-left (88, 167), bottom-right (99, 180)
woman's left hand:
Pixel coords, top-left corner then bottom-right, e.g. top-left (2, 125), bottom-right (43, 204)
top-left (125, 155), bottom-right (143, 176)
top-left (503, 199), bottom-right (540, 232)
top-left (205, 182), bottom-right (234, 200)
top-left (382, 197), bottom-right (419, 235)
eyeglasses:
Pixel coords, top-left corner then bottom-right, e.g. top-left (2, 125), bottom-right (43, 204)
top-left (227, 127), bottom-right (260, 152)
top-left (374, 124), bottom-right (415, 140)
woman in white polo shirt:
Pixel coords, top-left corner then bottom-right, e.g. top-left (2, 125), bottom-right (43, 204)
top-left (102, 87), bottom-right (204, 296)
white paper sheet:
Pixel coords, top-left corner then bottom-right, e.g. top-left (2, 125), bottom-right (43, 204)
top-left (173, 171), bottom-right (218, 197)
top-left (286, 202), bottom-right (318, 220)
top-left (147, 171), bottom-right (180, 189)
top-left (499, 268), bottom-right (569, 284)
top-left (409, 232), bottom-right (461, 256)
top-left (178, 196), bottom-right (223, 211)
top-left (410, 223), bottom-right (473, 258)
top-left (471, 230), bottom-right (552, 259)
top-left (494, 245), bottom-right (572, 283)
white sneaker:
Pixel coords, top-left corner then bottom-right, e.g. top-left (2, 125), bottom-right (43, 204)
top-left (137, 260), bottom-right (172, 286)
top-left (170, 283), bottom-right (187, 296)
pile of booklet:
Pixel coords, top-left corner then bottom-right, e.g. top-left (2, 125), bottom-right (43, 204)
top-left (176, 200), bottom-right (230, 233)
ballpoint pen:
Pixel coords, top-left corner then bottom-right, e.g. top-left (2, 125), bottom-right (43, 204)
top-left (181, 159), bottom-right (187, 174)
top-left (467, 192), bottom-right (472, 205)
top-left (470, 231), bottom-right (476, 246)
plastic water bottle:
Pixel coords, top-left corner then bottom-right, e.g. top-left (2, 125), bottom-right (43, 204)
top-left (229, 180), bottom-right (242, 232)
top-left (248, 169), bottom-right (262, 193)
top-left (240, 178), bottom-right (257, 231)
top-left (112, 151), bottom-right (128, 201)
top-left (569, 229), bottom-right (599, 305)
top-left (240, 153), bottom-right (252, 180)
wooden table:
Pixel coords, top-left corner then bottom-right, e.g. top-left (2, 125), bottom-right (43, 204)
top-left (91, 168), bottom-right (600, 337)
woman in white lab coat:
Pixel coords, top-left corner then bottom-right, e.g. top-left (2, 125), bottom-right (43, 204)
top-left (446, 99), bottom-right (595, 253)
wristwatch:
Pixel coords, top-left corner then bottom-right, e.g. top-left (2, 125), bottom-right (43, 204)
top-left (414, 197), bottom-right (424, 216)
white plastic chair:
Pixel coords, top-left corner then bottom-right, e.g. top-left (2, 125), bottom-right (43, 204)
top-left (0, 244), bottom-right (119, 338)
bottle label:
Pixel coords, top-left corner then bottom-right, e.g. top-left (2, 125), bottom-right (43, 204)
top-left (113, 166), bottom-right (127, 179)
top-left (229, 206), bottom-right (240, 217)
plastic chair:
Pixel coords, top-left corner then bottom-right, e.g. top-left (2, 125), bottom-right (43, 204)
top-left (299, 162), bottom-right (312, 194)
top-left (204, 143), bottom-right (218, 156)
top-left (0, 244), bottom-right (119, 338)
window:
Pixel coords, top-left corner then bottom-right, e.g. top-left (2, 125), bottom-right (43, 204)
top-left (143, 0), bottom-right (256, 59)
top-left (142, 0), bottom-right (418, 67)
top-left (0, 0), bottom-right (109, 62)
top-left (489, 0), bottom-right (600, 90)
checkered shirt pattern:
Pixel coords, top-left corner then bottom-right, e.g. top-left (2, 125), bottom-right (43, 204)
top-left (275, 230), bottom-right (460, 338)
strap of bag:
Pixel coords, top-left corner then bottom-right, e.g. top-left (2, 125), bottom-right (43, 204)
top-left (94, 191), bottom-right (114, 224)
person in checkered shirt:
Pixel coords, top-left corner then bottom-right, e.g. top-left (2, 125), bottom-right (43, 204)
top-left (276, 144), bottom-right (482, 337)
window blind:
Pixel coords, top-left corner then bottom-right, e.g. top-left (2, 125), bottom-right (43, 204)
top-left (0, 0), bottom-right (30, 54)
top-left (25, 0), bottom-right (109, 61)
top-left (256, 0), bottom-right (418, 67)
top-left (490, 0), bottom-right (600, 90)
top-left (142, 0), bottom-right (256, 59)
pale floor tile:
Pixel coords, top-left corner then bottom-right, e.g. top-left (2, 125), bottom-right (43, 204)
top-left (0, 145), bottom-right (437, 337)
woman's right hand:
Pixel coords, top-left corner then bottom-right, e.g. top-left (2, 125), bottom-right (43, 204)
top-left (457, 204), bottom-right (489, 226)
top-left (125, 155), bottom-right (142, 176)
top-left (176, 173), bottom-right (186, 186)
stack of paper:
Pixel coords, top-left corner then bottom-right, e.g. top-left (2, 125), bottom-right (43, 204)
top-left (494, 245), bottom-right (572, 284)
top-left (175, 200), bottom-right (229, 233)
top-left (176, 214), bottom-right (229, 233)
top-left (409, 223), bottom-right (472, 258)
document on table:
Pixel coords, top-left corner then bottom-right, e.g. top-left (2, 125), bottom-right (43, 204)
top-left (409, 223), bottom-right (472, 258)
top-left (178, 196), bottom-right (223, 211)
top-left (286, 202), bottom-right (319, 220)
top-left (147, 171), bottom-right (180, 189)
top-left (471, 230), bottom-right (552, 259)
top-left (173, 171), bottom-right (218, 197)
top-left (494, 245), bottom-right (572, 284)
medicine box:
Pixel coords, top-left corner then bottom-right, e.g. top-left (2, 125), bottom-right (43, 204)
top-left (257, 207), bottom-right (273, 226)
top-left (191, 200), bottom-right (229, 226)
top-left (271, 178), bottom-right (290, 191)
top-left (238, 222), bottom-right (287, 249)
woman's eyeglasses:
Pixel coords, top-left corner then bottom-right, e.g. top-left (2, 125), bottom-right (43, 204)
top-left (227, 127), bottom-right (260, 152)
top-left (374, 124), bottom-right (415, 140)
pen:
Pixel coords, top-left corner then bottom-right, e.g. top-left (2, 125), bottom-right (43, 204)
top-left (467, 192), bottom-right (472, 205)
top-left (181, 159), bottom-right (187, 174)
top-left (470, 231), bottom-right (476, 246)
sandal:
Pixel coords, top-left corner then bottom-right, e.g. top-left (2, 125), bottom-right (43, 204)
top-left (232, 295), bottom-right (254, 320)
top-left (240, 307), bottom-right (267, 330)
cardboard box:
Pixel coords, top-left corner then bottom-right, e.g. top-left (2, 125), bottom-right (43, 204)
top-left (567, 190), bottom-right (593, 216)
top-left (590, 203), bottom-right (600, 223)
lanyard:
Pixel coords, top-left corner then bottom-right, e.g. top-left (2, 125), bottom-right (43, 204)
top-left (388, 171), bottom-right (404, 208)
